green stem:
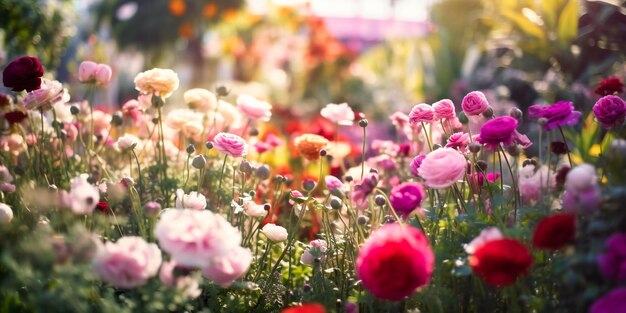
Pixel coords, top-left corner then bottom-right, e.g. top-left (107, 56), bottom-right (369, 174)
top-left (421, 122), bottom-right (433, 151)
top-left (360, 125), bottom-right (366, 180)
top-left (558, 126), bottom-right (573, 167)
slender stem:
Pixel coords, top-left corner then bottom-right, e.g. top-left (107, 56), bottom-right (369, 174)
top-left (131, 149), bottom-right (143, 202)
top-left (360, 125), bottom-right (366, 180)
top-left (216, 155), bottom-right (228, 207)
top-left (499, 146), bottom-right (519, 222)
top-left (421, 122), bottom-right (433, 151)
top-left (558, 126), bottom-right (573, 167)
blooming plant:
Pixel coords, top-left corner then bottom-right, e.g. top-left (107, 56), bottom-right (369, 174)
top-left (0, 55), bottom-right (625, 313)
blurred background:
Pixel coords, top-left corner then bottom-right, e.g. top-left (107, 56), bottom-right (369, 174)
top-left (1, 0), bottom-right (625, 120)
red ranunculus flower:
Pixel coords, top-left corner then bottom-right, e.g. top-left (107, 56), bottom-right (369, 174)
top-left (2, 56), bottom-right (44, 92)
top-left (595, 76), bottom-right (624, 96)
top-left (4, 110), bottom-right (28, 125)
top-left (282, 303), bottom-right (326, 313)
top-left (532, 214), bottom-right (576, 250)
top-left (95, 201), bottom-right (111, 214)
top-left (469, 238), bottom-right (532, 286)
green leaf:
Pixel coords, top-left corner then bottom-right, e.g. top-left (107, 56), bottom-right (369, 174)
top-left (557, 0), bottom-right (578, 46)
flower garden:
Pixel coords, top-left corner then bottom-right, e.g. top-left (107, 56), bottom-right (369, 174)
top-left (0, 1), bottom-right (625, 313)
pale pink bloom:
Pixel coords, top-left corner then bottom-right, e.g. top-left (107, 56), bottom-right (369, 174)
top-left (518, 165), bottom-right (554, 204)
top-left (116, 134), bottom-right (139, 150)
top-left (212, 132), bottom-right (248, 158)
top-left (154, 209), bottom-right (242, 268)
top-left (243, 201), bottom-right (266, 217)
top-left (122, 100), bottom-right (143, 122)
top-left (94, 64), bottom-right (112, 85)
top-left (184, 88), bottom-right (217, 111)
top-left (390, 112), bottom-right (410, 129)
top-left (0, 165), bottom-right (13, 183)
top-left (134, 68), bottom-right (180, 98)
top-left (23, 79), bottom-right (69, 111)
top-left (0, 203), bottom-right (13, 223)
top-left (321, 102), bottom-right (355, 126)
top-left (78, 61), bottom-right (98, 82)
top-left (92, 236), bottom-right (162, 288)
top-left (289, 190), bottom-right (305, 205)
top-left (301, 239), bottom-right (328, 265)
top-left (87, 110), bottom-right (112, 137)
top-left (465, 227), bottom-right (503, 254)
top-left (324, 175), bottom-right (344, 194)
top-left (418, 148), bottom-right (467, 189)
top-left (0, 134), bottom-right (24, 154)
top-left (264, 133), bottom-right (283, 147)
top-left (166, 109), bottom-right (202, 130)
top-left (409, 103), bottom-right (435, 125)
top-left (159, 260), bottom-right (202, 298)
top-left (0, 183), bottom-right (15, 193)
top-left (217, 100), bottom-right (244, 129)
top-left (202, 246), bottom-right (253, 287)
top-left (565, 163), bottom-right (597, 192)
top-left (433, 99), bottom-right (456, 119)
top-left (137, 93), bottom-right (153, 109)
top-left (237, 94), bottom-right (272, 122)
top-left (461, 91), bottom-right (489, 116)
top-left (445, 132), bottom-right (470, 152)
top-left (69, 174), bottom-right (100, 215)
top-left (175, 189), bottom-right (207, 210)
top-left (261, 223), bottom-right (288, 242)
top-left (181, 121), bottom-right (204, 139)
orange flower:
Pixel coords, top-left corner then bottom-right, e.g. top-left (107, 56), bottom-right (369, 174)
top-left (294, 134), bottom-right (329, 161)
top-left (178, 23), bottom-right (193, 38)
top-left (203, 3), bottom-right (218, 18)
top-left (168, 0), bottom-right (186, 16)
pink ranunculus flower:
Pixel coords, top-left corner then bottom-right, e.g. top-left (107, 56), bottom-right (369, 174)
top-left (324, 175), bottom-right (344, 195)
top-left (175, 189), bottom-right (206, 210)
top-left (418, 148), bottom-right (466, 189)
top-left (236, 94), bottom-right (272, 122)
top-left (351, 172), bottom-right (379, 209)
top-left (528, 101), bottom-right (581, 131)
top-left (69, 174), bottom-right (100, 215)
top-left (464, 227), bottom-right (503, 254)
top-left (202, 246), bottom-right (253, 287)
top-left (409, 154), bottom-right (426, 177)
top-left (154, 209), bottom-right (242, 268)
top-left (212, 132), bottom-right (248, 158)
top-left (92, 236), bottom-right (162, 288)
top-left (592, 95), bottom-right (626, 129)
top-left (589, 288), bottom-right (626, 313)
top-left (321, 102), bottom-right (355, 126)
top-left (23, 79), bottom-right (69, 111)
top-left (461, 91), bottom-right (489, 116)
top-left (597, 233), bottom-right (626, 282)
top-left (409, 103), bottom-right (435, 125)
top-left (356, 224), bottom-right (434, 301)
top-left (301, 239), bottom-right (328, 265)
top-left (445, 132), bottom-right (470, 152)
top-left (159, 260), bottom-right (202, 298)
top-left (95, 64), bottom-right (112, 85)
top-left (565, 163), bottom-right (597, 192)
top-left (518, 165), bottom-right (554, 205)
top-left (562, 187), bottom-right (602, 215)
top-left (476, 116), bottom-right (530, 150)
top-left (79, 61), bottom-right (112, 85)
top-left (433, 99), bottom-right (456, 119)
top-left (242, 201), bottom-right (266, 217)
top-left (389, 182), bottom-right (426, 218)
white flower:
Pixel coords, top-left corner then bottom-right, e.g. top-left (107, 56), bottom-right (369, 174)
top-left (320, 102), bottom-right (355, 126)
top-left (301, 239), bottom-right (327, 265)
top-left (69, 174), bottom-right (100, 215)
top-left (565, 163), bottom-right (597, 192)
top-left (243, 201), bottom-right (267, 217)
top-left (134, 68), bottom-right (180, 98)
top-left (0, 203), bottom-right (13, 223)
top-left (184, 88), bottom-right (217, 112)
top-left (24, 79), bottom-right (69, 111)
top-left (116, 134), bottom-right (139, 150)
top-left (464, 227), bottom-right (503, 254)
top-left (261, 223), bottom-right (288, 242)
top-left (175, 189), bottom-right (207, 210)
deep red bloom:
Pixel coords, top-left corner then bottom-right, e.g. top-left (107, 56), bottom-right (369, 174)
top-left (532, 214), bottom-right (576, 250)
top-left (281, 303), bottom-right (326, 313)
top-left (2, 56), bottom-right (44, 92)
top-left (95, 201), bottom-right (111, 214)
top-left (0, 93), bottom-right (9, 107)
top-left (469, 238), bottom-right (532, 286)
top-left (595, 76), bottom-right (624, 96)
top-left (4, 110), bottom-right (28, 125)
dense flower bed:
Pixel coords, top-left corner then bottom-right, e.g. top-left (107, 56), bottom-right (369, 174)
top-left (0, 56), bottom-right (625, 313)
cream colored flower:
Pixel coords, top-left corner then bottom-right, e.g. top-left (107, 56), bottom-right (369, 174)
top-left (184, 88), bottom-right (217, 112)
top-left (134, 68), bottom-right (180, 98)
top-left (261, 223), bottom-right (288, 242)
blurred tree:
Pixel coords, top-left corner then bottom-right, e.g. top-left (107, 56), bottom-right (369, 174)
top-left (0, 0), bottom-right (75, 70)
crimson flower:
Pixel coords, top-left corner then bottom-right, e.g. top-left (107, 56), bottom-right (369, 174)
top-left (532, 214), bottom-right (576, 250)
top-left (595, 76), bottom-right (624, 96)
top-left (281, 303), bottom-right (326, 313)
top-left (469, 238), bottom-right (532, 286)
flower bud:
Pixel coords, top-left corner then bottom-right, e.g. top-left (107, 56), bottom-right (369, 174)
top-left (506, 144), bottom-right (520, 156)
top-left (240, 160), bottom-right (252, 174)
top-left (191, 155), bottom-right (206, 169)
top-left (142, 201), bottom-right (161, 216)
top-left (330, 198), bottom-right (342, 210)
top-left (302, 284), bottom-right (311, 293)
top-left (344, 175), bottom-right (353, 182)
top-left (216, 86), bottom-right (230, 97)
top-left (357, 215), bottom-right (369, 225)
top-left (303, 179), bottom-right (317, 191)
top-left (358, 119), bottom-right (368, 128)
top-left (70, 105), bottom-right (80, 115)
top-left (255, 164), bottom-right (270, 180)
top-left (550, 141), bottom-right (568, 155)
top-left (205, 141), bottom-right (213, 150)
top-left (319, 149), bottom-right (327, 157)
top-left (151, 95), bottom-right (164, 108)
top-left (469, 142), bottom-right (481, 154)
top-left (186, 144), bottom-right (196, 154)
top-left (537, 117), bottom-right (548, 126)
top-left (111, 113), bottom-right (123, 126)
top-left (458, 111), bottom-right (469, 124)
top-left (374, 195), bottom-right (386, 206)
top-left (475, 160), bottom-right (488, 172)
top-left (482, 106), bottom-right (494, 118)
top-left (509, 107), bottom-right (523, 120)
top-left (249, 128), bottom-right (259, 137)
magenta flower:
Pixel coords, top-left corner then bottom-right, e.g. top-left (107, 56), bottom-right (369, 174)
top-left (461, 91), bottom-right (489, 116)
top-left (418, 148), bottom-right (466, 189)
top-left (351, 172), bottom-right (379, 208)
top-left (356, 224), bottom-right (434, 301)
top-left (589, 288), bottom-right (626, 313)
top-left (409, 103), bottom-right (435, 125)
top-left (445, 132), bottom-right (470, 152)
top-left (476, 116), bottom-right (531, 150)
top-left (324, 175), bottom-right (344, 194)
top-left (212, 132), bottom-right (247, 158)
top-left (592, 95), bottom-right (626, 129)
top-left (598, 233), bottom-right (626, 282)
top-left (528, 101), bottom-right (581, 131)
top-left (409, 154), bottom-right (426, 177)
top-left (389, 182), bottom-right (425, 218)
top-left (433, 99), bottom-right (456, 119)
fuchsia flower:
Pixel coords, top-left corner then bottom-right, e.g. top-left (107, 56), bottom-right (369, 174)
top-left (476, 116), bottom-right (531, 150)
top-left (321, 102), bottom-right (355, 125)
top-left (356, 224), bottom-right (434, 301)
top-left (389, 182), bottom-right (425, 218)
top-left (597, 233), bottom-right (626, 282)
top-left (324, 175), bottom-right (344, 194)
top-left (212, 132), bottom-right (248, 158)
top-left (528, 101), bottom-right (581, 131)
top-left (237, 94), bottom-right (272, 122)
top-left (433, 99), bottom-right (456, 119)
top-left (409, 103), bottom-right (435, 125)
top-left (92, 236), bottom-right (162, 288)
top-left (461, 91), bottom-right (489, 116)
top-left (589, 288), bottom-right (626, 313)
top-left (351, 172), bottom-right (379, 208)
top-left (445, 132), bottom-right (470, 151)
top-left (409, 154), bottom-right (426, 177)
top-left (418, 148), bottom-right (466, 189)
top-left (592, 95), bottom-right (626, 129)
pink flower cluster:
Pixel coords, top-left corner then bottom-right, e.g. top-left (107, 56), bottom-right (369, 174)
top-left (78, 61), bottom-right (112, 85)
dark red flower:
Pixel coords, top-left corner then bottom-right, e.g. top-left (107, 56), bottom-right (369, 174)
top-left (555, 166), bottom-right (570, 187)
top-left (0, 93), bottom-right (9, 107)
top-left (281, 303), bottom-right (326, 313)
top-left (469, 238), bottom-right (532, 286)
top-left (550, 141), bottom-right (568, 155)
top-left (4, 110), bottom-right (28, 125)
top-left (2, 56), bottom-right (44, 92)
top-left (595, 76), bottom-right (624, 96)
top-left (95, 201), bottom-right (111, 214)
top-left (532, 214), bottom-right (576, 250)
